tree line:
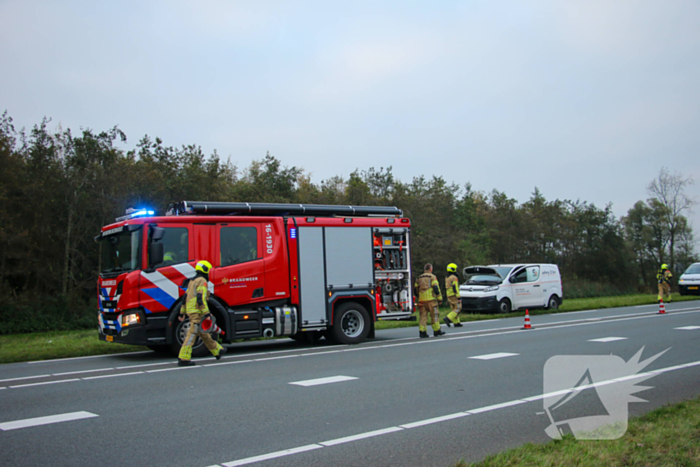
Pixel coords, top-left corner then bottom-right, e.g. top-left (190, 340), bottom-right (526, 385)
top-left (0, 112), bottom-right (695, 333)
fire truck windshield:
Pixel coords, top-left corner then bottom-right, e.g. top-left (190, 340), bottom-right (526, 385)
top-left (100, 229), bottom-right (142, 276)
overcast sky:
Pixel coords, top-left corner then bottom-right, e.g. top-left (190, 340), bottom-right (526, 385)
top-left (2, 1), bottom-right (699, 227)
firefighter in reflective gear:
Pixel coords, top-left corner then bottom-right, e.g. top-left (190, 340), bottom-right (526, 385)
top-left (443, 263), bottom-right (463, 328)
top-left (414, 263), bottom-right (445, 338)
top-left (177, 260), bottom-right (226, 366)
top-left (657, 263), bottom-right (673, 302)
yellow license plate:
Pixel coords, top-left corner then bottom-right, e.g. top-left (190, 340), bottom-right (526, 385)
top-left (689, 286), bottom-right (698, 290)
top-left (106, 335), bottom-right (113, 342)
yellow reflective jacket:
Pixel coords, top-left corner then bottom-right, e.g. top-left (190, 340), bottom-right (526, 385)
top-left (445, 274), bottom-right (460, 298)
top-left (415, 273), bottom-right (442, 302)
top-left (656, 269), bottom-right (672, 284)
top-left (183, 276), bottom-right (210, 314)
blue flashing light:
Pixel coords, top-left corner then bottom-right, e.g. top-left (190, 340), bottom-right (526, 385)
top-left (290, 228), bottom-right (297, 239)
top-left (115, 207), bottom-right (156, 222)
top-left (132, 209), bottom-right (155, 217)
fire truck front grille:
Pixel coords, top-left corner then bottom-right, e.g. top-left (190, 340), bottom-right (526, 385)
top-left (102, 312), bottom-right (119, 321)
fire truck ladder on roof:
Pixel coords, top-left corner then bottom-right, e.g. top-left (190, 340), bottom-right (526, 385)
top-left (168, 201), bottom-right (403, 218)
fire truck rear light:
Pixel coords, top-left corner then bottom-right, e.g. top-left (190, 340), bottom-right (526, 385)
top-left (243, 315), bottom-right (249, 320)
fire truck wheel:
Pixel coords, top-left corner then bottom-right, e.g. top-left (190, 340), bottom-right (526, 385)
top-left (330, 302), bottom-right (370, 345)
top-left (171, 316), bottom-right (210, 358)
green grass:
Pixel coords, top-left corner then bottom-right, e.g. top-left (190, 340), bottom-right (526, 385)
top-left (457, 396), bottom-right (700, 467)
top-left (0, 329), bottom-right (144, 364)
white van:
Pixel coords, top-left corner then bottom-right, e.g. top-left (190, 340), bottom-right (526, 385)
top-left (459, 264), bottom-right (563, 314)
top-left (679, 262), bottom-right (700, 295)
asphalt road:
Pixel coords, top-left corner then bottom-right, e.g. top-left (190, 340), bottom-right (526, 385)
top-left (1, 301), bottom-right (699, 467)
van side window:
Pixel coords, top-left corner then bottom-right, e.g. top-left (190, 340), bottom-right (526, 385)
top-left (153, 227), bottom-right (188, 266)
top-left (221, 227), bottom-right (258, 266)
top-left (511, 268), bottom-right (527, 283)
top-left (526, 266), bottom-right (540, 282)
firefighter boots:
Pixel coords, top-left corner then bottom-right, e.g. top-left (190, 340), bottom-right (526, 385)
top-left (434, 329), bottom-right (446, 337)
top-left (443, 316), bottom-right (453, 327)
top-left (216, 346), bottom-right (228, 361)
top-left (454, 322), bottom-right (463, 327)
top-left (178, 359), bottom-right (196, 367)
top-left (419, 331), bottom-right (429, 338)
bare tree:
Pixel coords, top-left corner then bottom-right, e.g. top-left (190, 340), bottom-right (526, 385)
top-left (647, 167), bottom-right (696, 271)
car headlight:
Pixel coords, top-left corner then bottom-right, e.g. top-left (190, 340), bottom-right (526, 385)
top-left (484, 285), bottom-right (500, 292)
top-left (120, 313), bottom-right (141, 327)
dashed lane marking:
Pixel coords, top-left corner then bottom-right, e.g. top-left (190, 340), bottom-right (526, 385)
top-left (588, 337), bottom-right (628, 343)
top-left (675, 326), bottom-right (700, 330)
top-left (289, 376), bottom-right (358, 387)
top-left (469, 352), bottom-right (519, 360)
top-left (0, 411), bottom-right (98, 431)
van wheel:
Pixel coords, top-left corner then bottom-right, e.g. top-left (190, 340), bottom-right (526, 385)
top-left (329, 302), bottom-right (370, 345)
top-left (498, 298), bottom-right (511, 314)
top-left (547, 295), bottom-right (559, 310)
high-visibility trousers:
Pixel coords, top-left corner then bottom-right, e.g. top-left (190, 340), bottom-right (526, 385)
top-left (178, 313), bottom-right (222, 360)
top-left (418, 300), bottom-right (440, 332)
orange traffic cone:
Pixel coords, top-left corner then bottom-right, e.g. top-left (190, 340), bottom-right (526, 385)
top-left (201, 316), bottom-right (225, 335)
top-left (522, 310), bottom-right (532, 329)
top-left (658, 298), bottom-right (666, 314)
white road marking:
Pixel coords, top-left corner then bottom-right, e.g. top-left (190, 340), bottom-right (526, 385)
top-left (588, 337), bottom-right (628, 342)
top-left (82, 371), bottom-right (144, 380)
top-left (222, 444), bottom-right (323, 467)
top-left (467, 400), bottom-right (528, 414)
top-left (53, 368), bottom-right (115, 376)
top-left (9, 378), bottom-right (80, 389)
top-left (469, 352), bottom-right (519, 360)
top-left (0, 374), bottom-right (51, 383)
top-left (319, 427), bottom-right (403, 446)
top-left (0, 411), bottom-right (98, 431)
top-left (146, 366), bottom-right (201, 373)
top-left (289, 376), bottom-right (358, 387)
top-left (399, 412), bottom-right (469, 429)
top-left (6, 308), bottom-right (700, 389)
top-left (675, 326), bottom-right (700, 330)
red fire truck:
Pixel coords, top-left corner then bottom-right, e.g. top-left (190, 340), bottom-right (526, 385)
top-left (96, 202), bottom-right (414, 356)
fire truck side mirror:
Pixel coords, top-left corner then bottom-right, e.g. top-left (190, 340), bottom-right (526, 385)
top-left (149, 242), bottom-right (164, 268)
top-left (150, 226), bottom-right (165, 241)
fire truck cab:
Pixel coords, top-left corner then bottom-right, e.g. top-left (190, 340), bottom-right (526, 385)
top-left (96, 202), bottom-right (413, 356)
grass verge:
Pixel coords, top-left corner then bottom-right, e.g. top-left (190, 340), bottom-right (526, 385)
top-left (457, 396), bottom-right (700, 466)
top-left (0, 329), bottom-right (144, 364)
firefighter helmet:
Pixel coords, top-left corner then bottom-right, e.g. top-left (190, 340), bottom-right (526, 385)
top-left (196, 260), bottom-right (212, 275)
top-left (447, 263), bottom-right (458, 273)
top-left (661, 263), bottom-right (669, 270)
